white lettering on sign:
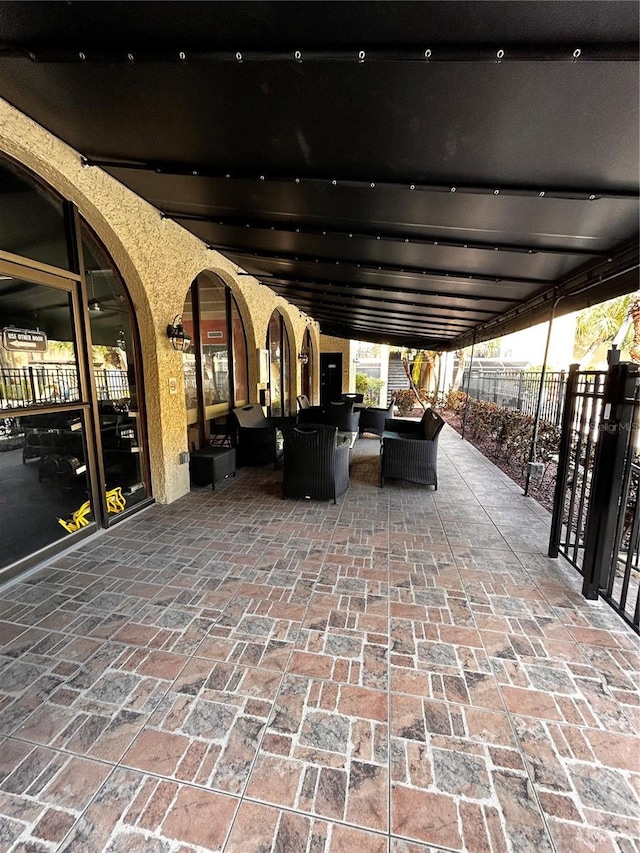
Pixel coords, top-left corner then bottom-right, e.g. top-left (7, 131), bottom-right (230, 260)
top-left (2, 327), bottom-right (48, 353)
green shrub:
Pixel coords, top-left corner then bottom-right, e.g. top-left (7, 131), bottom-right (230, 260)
top-left (443, 393), bottom-right (561, 473)
top-left (355, 373), bottom-right (385, 406)
top-left (392, 388), bottom-right (419, 416)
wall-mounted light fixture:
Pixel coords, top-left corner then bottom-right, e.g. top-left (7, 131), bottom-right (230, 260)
top-left (167, 314), bottom-right (191, 352)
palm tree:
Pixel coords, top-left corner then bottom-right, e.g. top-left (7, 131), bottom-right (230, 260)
top-left (574, 294), bottom-right (635, 368)
top-left (630, 293), bottom-right (640, 363)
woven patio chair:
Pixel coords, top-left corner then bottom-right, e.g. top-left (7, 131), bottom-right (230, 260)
top-left (341, 392), bottom-right (364, 404)
top-left (282, 423), bottom-right (350, 503)
top-left (380, 408), bottom-right (445, 488)
top-left (324, 400), bottom-right (361, 433)
top-left (358, 400), bottom-right (394, 438)
top-left (231, 404), bottom-right (283, 468)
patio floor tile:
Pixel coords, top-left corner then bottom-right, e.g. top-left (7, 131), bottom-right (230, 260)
top-left (0, 427), bottom-right (637, 851)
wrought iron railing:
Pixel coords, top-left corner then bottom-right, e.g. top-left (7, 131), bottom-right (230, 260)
top-left (464, 369), bottom-right (567, 425)
top-left (549, 368), bottom-right (606, 570)
top-left (549, 359), bottom-right (640, 634)
top-left (0, 363), bottom-right (130, 409)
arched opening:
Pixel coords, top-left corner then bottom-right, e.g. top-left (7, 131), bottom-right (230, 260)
top-left (300, 327), bottom-right (314, 402)
top-left (181, 270), bottom-right (249, 450)
top-left (0, 154), bottom-right (151, 579)
top-left (266, 310), bottom-right (291, 417)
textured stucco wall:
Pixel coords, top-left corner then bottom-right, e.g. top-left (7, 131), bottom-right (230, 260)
top-left (0, 97), bottom-right (317, 504)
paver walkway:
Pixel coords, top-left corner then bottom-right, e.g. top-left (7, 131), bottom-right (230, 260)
top-left (0, 425), bottom-right (638, 852)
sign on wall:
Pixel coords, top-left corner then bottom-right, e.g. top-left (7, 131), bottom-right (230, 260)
top-left (2, 327), bottom-right (48, 353)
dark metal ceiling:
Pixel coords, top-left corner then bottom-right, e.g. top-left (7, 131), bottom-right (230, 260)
top-left (0, 1), bottom-right (638, 349)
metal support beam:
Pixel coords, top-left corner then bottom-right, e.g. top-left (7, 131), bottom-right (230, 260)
top-left (161, 212), bottom-right (609, 258)
top-left (12, 43), bottom-right (639, 63)
top-left (461, 333), bottom-right (476, 441)
top-left (85, 157), bottom-right (640, 201)
top-left (220, 246), bottom-right (551, 286)
top-left (524, 299), bottom-right (559, 495)
top-left (262, 273), bottom-right (518, 306)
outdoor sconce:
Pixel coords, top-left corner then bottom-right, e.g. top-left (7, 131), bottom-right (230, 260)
top-left (298, 349), bottom-right (309, 365)
top-left (167, 314), bottom-right (191, 352)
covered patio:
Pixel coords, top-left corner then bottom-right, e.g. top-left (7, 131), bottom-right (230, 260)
top-left (1, 428), bottom-right (637, 852)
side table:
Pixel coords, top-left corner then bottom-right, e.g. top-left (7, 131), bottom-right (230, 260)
top-left (189, 446), bottom-right (236, 490)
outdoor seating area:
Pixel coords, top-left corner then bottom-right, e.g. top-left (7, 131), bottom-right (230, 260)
top-left (0, 425), bottom-right (637, 853)
top-left (0, 4), bottom-right (637, 852)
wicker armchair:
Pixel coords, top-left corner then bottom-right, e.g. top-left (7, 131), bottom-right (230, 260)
top-left (282, 423), bottom-right (350, 503)
top-left (341, 392), bottom-right (364, 404)
top-left (297, 403), bottom-right (325, 424)
top-left (231, 404), bottom-right (285, 468)
top-left (324, 400), bottom-right (361, 433)
top-left (359, 401), bottom-right (394, 438)
top-left (380, 409), bottom-right (445, 488)
top-left (296, 395), bottom-right (311, 410)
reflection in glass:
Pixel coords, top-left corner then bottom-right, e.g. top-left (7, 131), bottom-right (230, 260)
top-left (268, 313), bottom-right (282, 417)
top-left (199, 276), bottom-right (229, 409)
top-left (0, 409), bottom-right (94, 570)
top-left (82, 229), bottom-right (150, 507)
top-left (0, 278), bottom-right (79, 410)
top-left (0, 159), bottom-right (70, 271)
top-left (182, 288), bottom-right (198, 451)
top-left (231, 296), bottom-right (248, 405)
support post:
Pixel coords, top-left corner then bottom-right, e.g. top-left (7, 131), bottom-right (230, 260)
top-left (524, 311), bottom-right (555, 496)
top-left (548, 364), bottom-right (580, 558)
top-left (581, 358), bottom-right (640, 599)
top-left (460, 334), bottom-right (476, 441)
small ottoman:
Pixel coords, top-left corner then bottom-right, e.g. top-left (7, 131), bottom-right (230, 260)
top-left (189, 446), bottom-right (236, 490)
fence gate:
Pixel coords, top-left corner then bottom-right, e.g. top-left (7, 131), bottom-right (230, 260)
top-left (549, 354), bottom-right (640, 633)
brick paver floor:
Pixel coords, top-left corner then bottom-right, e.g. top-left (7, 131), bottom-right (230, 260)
top-left (0, 425), bottom-right (638, 852)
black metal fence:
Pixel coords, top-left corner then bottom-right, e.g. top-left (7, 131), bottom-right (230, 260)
top-left (1, 363), bottom-right (130, 409)
top-left (548, 368), bottom-right (607, 569)
top-left (463, 369), bottom-right (567, 425)
top-left (549, 358), bottom-right (640, 633)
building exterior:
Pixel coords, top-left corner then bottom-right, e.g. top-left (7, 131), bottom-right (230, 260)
top-left (0, 97), bottom-right (353, 581)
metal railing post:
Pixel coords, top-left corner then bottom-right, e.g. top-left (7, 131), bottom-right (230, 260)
top-left (581, 358), bottom-right (640, 600)
top-left (524, 315), bottom-right (555, 496)
top-left (548, 363), bottom-right (580, 558)
top-left (461, 334), bottom-right (476, 441)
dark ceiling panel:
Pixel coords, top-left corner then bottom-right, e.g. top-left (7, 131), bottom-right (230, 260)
top-left (0, 0), bottom-right (636, 349)
top-left (1, 2), bottom-right (638, 48)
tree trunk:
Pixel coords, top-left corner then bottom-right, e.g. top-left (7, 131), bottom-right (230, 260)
top-left (453, 349), bottom-right (466, 390)
top-left (402, 357), bottom-right (427, 410)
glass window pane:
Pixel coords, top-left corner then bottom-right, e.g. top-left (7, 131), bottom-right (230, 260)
top-left (0, 158), bottom-right (70, 271)
top-left (82, 230), bottom-right (150, 508)
top-left (181, 289), bottom-right (198, 419)
top-left (0, 408), bottom-right (94, 571)
top-left (231, 296), bottom-right (248, 406)
top-left (199, 277), bottom-right (229, 410)
top-left (0, 277), bottom-right (79, 410)
top-left (268, 313), bottom-right (282, 417)
top-left (282, 322), bottom-right (290, 416)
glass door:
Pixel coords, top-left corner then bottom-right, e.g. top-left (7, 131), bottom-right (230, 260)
top-left (0, 264), bottom-right (99, 572)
